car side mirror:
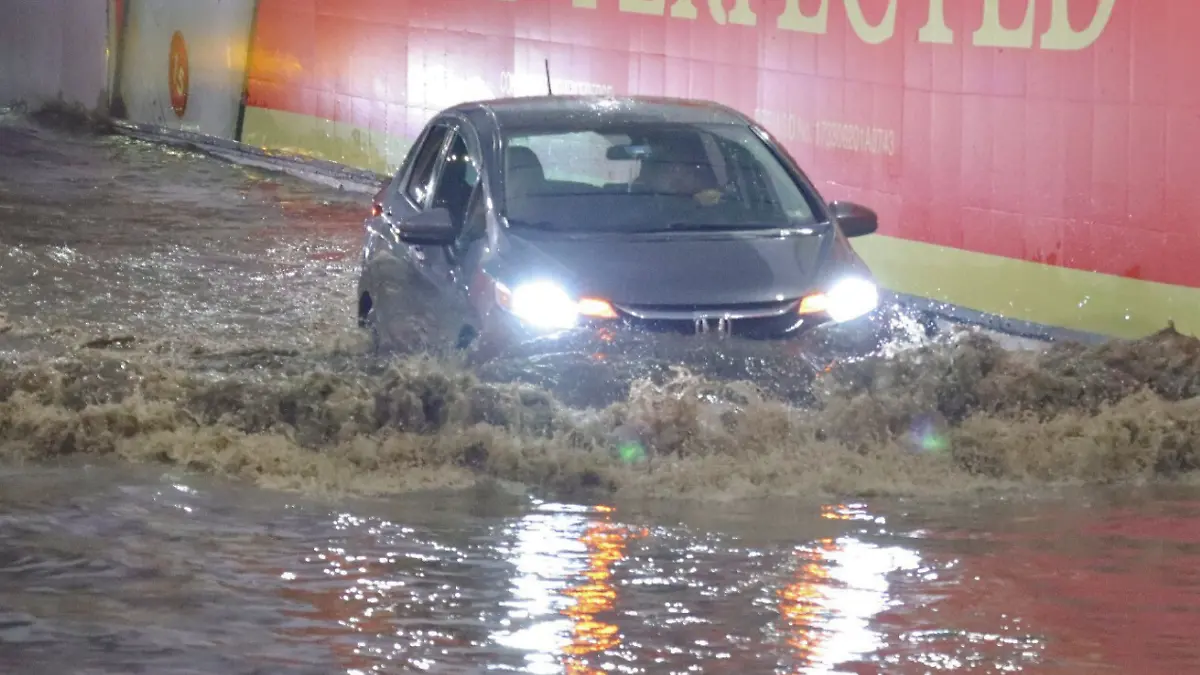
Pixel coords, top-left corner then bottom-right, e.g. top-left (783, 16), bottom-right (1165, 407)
top-left (829, 201), bottom-right (878, 238)
top-left (396, 207), bottom-right (456, 246)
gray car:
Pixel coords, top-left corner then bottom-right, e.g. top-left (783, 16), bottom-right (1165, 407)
top-left (357, 95), bottom-right (895, 362)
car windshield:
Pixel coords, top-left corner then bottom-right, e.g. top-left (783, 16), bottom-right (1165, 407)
top-left (499, 122), bottom-right (818, 233)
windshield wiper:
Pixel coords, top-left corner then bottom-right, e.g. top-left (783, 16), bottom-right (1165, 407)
top-left (505, 218), bottom-right (560, 230)
top-left (660, 221), bottom-right (805, 232)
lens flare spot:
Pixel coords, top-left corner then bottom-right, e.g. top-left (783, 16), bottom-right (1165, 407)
top-left (618, 441), bottom-right (646, 463)
top-left (909, 415), bottom-right (950, 453)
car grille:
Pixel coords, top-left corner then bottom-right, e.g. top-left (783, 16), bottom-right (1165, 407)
top-left (611, 298), bottom-right (807, 338)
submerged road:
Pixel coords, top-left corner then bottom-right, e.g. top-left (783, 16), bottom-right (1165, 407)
top-left (2, 111), bottom-right (1200, 674)
top-left (0, 112), bottom-right (368, 357)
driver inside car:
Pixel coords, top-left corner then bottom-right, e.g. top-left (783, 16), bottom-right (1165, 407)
top-left (634, 140), bottom-right (725, 207)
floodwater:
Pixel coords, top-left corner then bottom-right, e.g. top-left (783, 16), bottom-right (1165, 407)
top-left (3, 108), bottom-right (1200, 673)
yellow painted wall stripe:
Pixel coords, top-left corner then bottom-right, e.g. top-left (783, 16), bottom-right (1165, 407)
top-left (851, 237), bottom-right (1197, 339)
top-left (241, 106), bottom-right (409, 175)
top-left (242, 105), bottom-right (1198, 340)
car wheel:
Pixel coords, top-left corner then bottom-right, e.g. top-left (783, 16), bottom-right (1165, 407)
top-left (364, 306), bottom-right (384, 356)
top-left (455, 324), bottom-right (478, 351)
top-left (463, 325), bottom-right (508, 367)
top-left (918, 310), bottom-right (941, 339)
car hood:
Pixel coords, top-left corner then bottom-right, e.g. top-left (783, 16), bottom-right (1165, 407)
top-left (495, 227), bottom-right (831, 307)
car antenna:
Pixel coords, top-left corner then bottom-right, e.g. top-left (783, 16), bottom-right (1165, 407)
top-left (544, 59), bottom-right (553, 95)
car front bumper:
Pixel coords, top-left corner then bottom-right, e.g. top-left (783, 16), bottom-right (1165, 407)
top-left (477, 304), bottom-right (893, 366)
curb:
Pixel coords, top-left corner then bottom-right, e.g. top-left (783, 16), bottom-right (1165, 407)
top-left (111, 119), bottom-right (387, 195)
top-left (885, 291), bottom-right (1107, 346)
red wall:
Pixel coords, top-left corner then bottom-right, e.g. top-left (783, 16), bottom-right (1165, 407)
top-left (244, 0), bottom-right (1200, 306)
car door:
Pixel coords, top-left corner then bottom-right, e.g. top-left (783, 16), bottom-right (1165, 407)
top-left (436, 124), bottom-right (488, 292)
top-left (367, 119), bottom-right (485, 352)
top-left (380, 121), bottom-right (454, 263)
top-left (407, 123), bottom-right (484, 291)
top-left (383, 120), bottom-right (487, 335)
top-left (448, 169), bottom-right (491, 296)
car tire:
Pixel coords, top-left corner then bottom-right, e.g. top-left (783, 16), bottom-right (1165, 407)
top-left (463, 326), bottom-right (508, 367)
top-left (918, 310), bottom-right (940, 338)
top-left (364, 306), bottom-right (384, 356)
top-left (366, 308), bottom-right (484, 362)
top-left (455, 324), bottom-right (478, 351)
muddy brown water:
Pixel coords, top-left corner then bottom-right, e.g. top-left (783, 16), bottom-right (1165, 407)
top-left (3, 108), bottom-right (1200, 673)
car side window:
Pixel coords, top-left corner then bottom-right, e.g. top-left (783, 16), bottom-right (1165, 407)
top-left (405, 124), bottom-right (451, 205)
top-left (458, 183), bottom-right (487, 245)
top-left (430, 130), bottom-right (480, 232)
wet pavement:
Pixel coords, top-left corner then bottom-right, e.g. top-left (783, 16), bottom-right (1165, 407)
top-left (3, 110), bottom-right (1200, 673)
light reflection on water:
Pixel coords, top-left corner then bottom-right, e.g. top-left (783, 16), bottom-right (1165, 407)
top-left (774, 504), bottom-right (922, 673)
top-left (492, 503), bottom-right (594, 673)
top-left (561, 509), bottom-right (641, 674)
top-left (3, 469), bottom-right (1200, 673)
top-left (491, 502), bottom-right (645, 674)
top-left (258, 496), bottom-right (933, 674)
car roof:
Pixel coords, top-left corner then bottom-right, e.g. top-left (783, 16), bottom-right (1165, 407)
top-left (447, 95), bottom-right (753, 130)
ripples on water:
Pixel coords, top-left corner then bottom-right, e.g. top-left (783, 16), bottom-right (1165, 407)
top-left (5, 107), bottom-right (1200, 673)
top-left (5, 468), bottom-right (1200, 674)
top-left (0, 109), bottom-right (365, 357)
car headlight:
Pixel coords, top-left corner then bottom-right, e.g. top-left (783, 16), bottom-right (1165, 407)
top-left (505, 280), bottom-right (580, 330)
top-left (825, 277), bottom-right (879, 323)
top-left (800, 277), bottom-right (880, 323)
top-left (495, 280), bottom-right (619, 331)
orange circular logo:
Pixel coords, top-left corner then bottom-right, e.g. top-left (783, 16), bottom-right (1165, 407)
top-left (168, 31), bottom-right (189, 118)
